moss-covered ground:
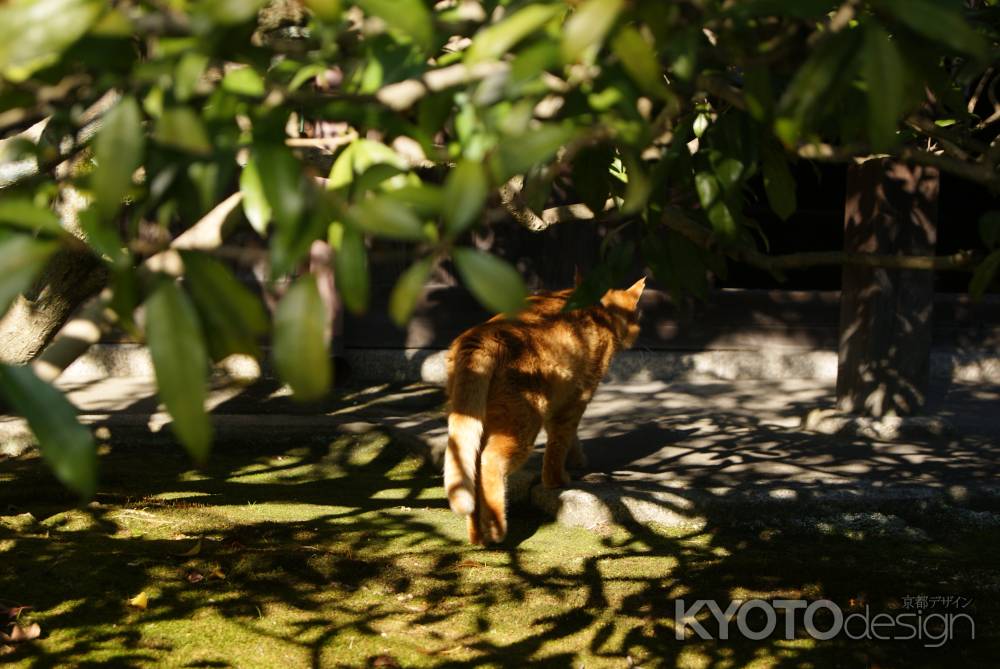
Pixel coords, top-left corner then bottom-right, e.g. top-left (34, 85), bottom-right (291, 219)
top-left (1, 426), bottom-right (998, 668)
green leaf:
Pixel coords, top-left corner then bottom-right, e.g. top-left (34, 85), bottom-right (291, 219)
top-left (327, 143), bottom-right (357, 192)
top-left (351, 197), bottom-right (426, 241)
top-left (642, 231), bottom-right (682, 303)
top-left (271, 206), bottom-right (328, 279)
top-left (878, 0), bottom-right (987, 59)
top-left (979, 212), bottom-right (1000, 250)
top-left (353, 163), bottom-right (407, 197)
top-left (197, 0), bottom-right (268, 25)
top-left (0, 0), bottom-right (102, 82)
top-left (78, 207), bottom-right (128, 267)
top-left (108, 267), bottom-right (140, 334)
top-left (694, 171), bottom-right (720, 209)
top-left (174, 52), bottom-right (209, 102)
top-left (453, 248), bottom-right (528, 315)
top-left (693, 113), bottom-right (709, 138)
top-left (0, 364), bottom-right (96, 498)
top-left (743, 66), bottom-right (774, 122)
top-left (289, 63), bottom-right (329, 92)
top-left (181, 252), bottom-right (268, 361)
top-left (561, 0), bottom-right (624, 63)
top-left (382, 184), bottom-right (444, 218)
top-left (621, 151), bottom-right (651, 215)
top-left (0, 198), bottom-right (63, 235)
top-left (92, 95), bottom-right (145, 220)
top-left (273, 275), bottom-right (331, 401)
top-left (862, 24), bottom-right (907, 151)
top-left (240, 157), bottom-right (272, 236)
top-left (510, 38), bottom-right (561, 95)
top-left (667, 30), bottom-right (699, 82)
top-left (334, 226), bottom-right (370, 314)
top-left (761, 141), bottom-right (797, 220)
top-left (707, 201), bottom-right (737, 237)
top-left (327, 139), bottom-right (407, 194)
top-left (389, 257), bottom-right (433, 326)
top-left (443, 160), bottom-right (489, 237)
top-left (255, 143), bottom-right (305, 226)
top-left (0, 235), bottom-right (58, 316)
top-left (145, 280), bottom-right (212, 463)
top-left (351, 139), bottom-right (409, 173)
top-left (970, 249), bottom-right (1000, 301)
top-left (611, 25), bottom-right (671, 100)
top-left (222, 67), bottom-right (265, 97)
top-left (710, 153), bottom-right (744, 194)
top-left (91, 7), bottom-right (132, 36)
top-left (565, 240), bottom-right (634, 309)
top-left (727, 0), bottom-right (836, 20)
top-left (494, 124), bottom-right (577, 180)
top-left (466, 4), bottom-right (563, 64)
top-left (154, 108), bottom-right (213, 155)
top-left (775, 30), bottom-right (860, 144)
top-left (304, 0), bottom-right (342, 22)
top-left (356, 0), bottom-right (434, 53)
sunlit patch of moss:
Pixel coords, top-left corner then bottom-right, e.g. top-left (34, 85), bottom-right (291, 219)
top-left (597, 554), bottom-right (680, 579)
top-left (1, 430), bottom-right (998, 667)
top-left (39, 509), bottom-right (103, 533)
top-left (177, 470), bottom-right (212, 482)
top-left (146, 490), bottom-right (213, 500)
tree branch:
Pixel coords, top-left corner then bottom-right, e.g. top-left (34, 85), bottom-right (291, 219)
top-left (896, 145), bottom-right (999, 191)
top-left (376, 62), bottom-right (510, 111)
top-left (697, 74), bottom-right (747, 111)
top-left (795, 141), bottom-right (1000, 190)
top-left (660, 206), bottom-right (978, 273)
top-left (30, 192), bottom-right (245, 383)
top-left (0, 90), bottom-right (119, 190)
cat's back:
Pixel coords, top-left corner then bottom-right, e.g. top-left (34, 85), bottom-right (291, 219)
top-left (452, 307), bottom-right (606, 382)
top-left (450, 289), bottom-right (572, 358)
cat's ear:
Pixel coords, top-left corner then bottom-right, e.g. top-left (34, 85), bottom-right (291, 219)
top-left (625, 276), bottom-right (646, 307)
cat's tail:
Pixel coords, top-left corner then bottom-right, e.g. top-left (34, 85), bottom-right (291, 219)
top-left (444, 342), bottom-right (497, 516)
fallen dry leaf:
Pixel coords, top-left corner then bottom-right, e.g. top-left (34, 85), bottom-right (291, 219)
top-left (369, 654), bottom-right (401, 668)
top-left (176, 539), bottom-right (202, 557)
top-left (455, 559), bottom-right (485, 569)
top-left (186, 570), bottom-right (205, 584)
top-left (436, 645), bottom-right (466, 656)
top-left (0, 623), bottom-right (41, 643)
top-left (208, 567), bottom-right (226, 580)
top-left (128, 591), bottom-right (149, 609)
top-left (0, 605), bottom-right (30, 620)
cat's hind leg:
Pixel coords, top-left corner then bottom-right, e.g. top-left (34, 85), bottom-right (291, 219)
top-left (542, 406), bottom-right (586, 488)
top-left (475, 437), bottom-right (514, 544)
top-left (467, 510), bottom-right (484, 546)
top-left (473, 415), bottom-right (539, 545)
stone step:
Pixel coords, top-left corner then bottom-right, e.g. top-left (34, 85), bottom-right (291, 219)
top-left (5, 377), bottom-right (997, 533)
top-left (60, 343), bottom-right (1000, 385)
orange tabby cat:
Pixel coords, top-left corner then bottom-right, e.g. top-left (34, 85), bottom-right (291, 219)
top-left (444, 277), bottom-right (646, 545)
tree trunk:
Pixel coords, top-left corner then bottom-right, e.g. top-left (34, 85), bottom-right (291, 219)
top-left (837, 159), bottom-right (939, 417)
top-left (0, 249), bottom-right (107, 365)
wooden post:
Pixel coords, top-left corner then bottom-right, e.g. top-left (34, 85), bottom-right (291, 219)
top-left (837, 159), bottom-right (939, 417)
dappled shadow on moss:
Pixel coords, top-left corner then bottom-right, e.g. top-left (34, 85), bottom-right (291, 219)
top-left (1, 399), bottom-right (999, 667)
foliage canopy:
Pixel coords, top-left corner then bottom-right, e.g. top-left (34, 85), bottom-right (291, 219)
top-left (1, 0), bottom-right (999, 493)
